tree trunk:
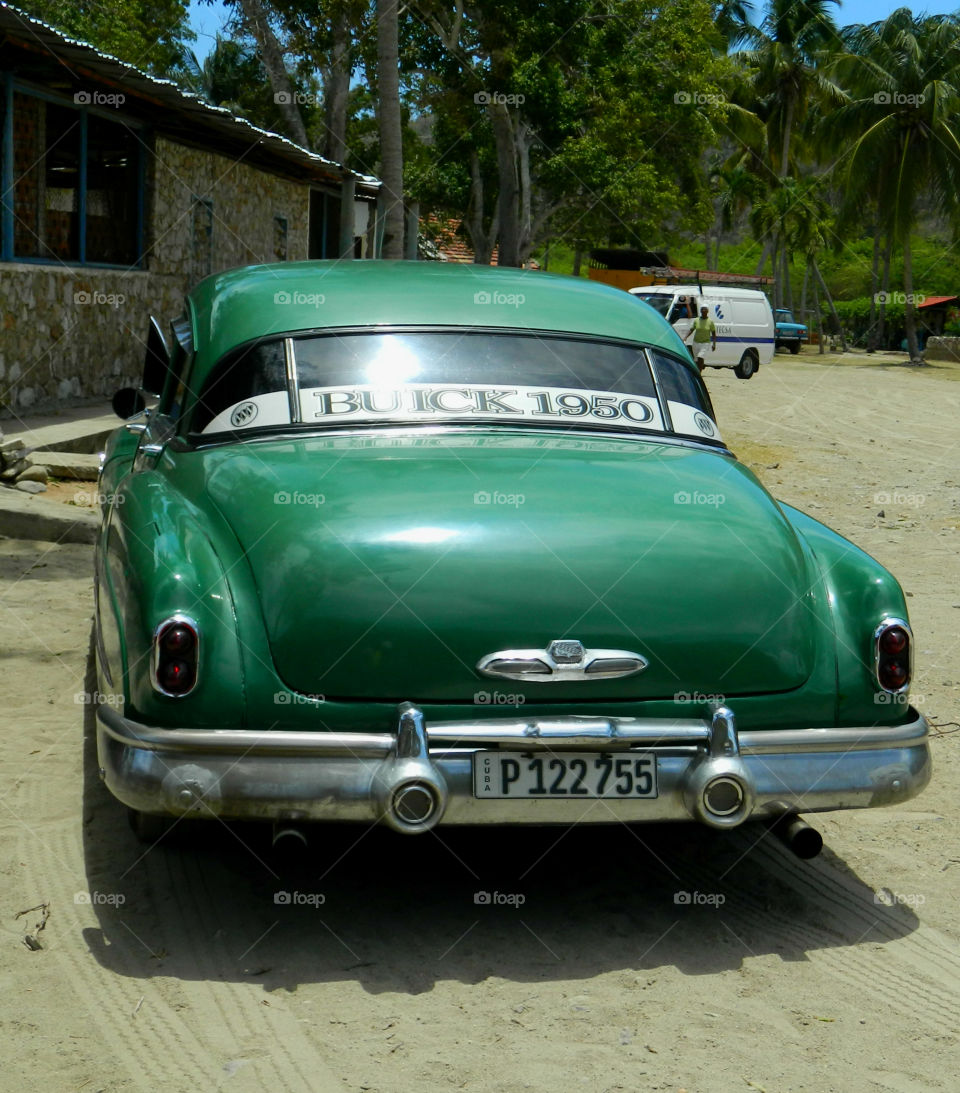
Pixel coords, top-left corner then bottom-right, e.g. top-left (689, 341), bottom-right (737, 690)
top-left (770, 237), bottom-right (781, 309)
top-left (878, 232), bottom-right (893, 348)
top-left (813, 259), bottom-right (846, 352)
top-left (754, 240), bottom-right (772, 278)
top-left (238, 0), bottom-right (310, 148)
top-left (572, 243), bottom-right (584, 278)
top-left (376, 0), bottom-right (404, 259)
top-left (812, 261), bottom-right (824, 355)
top-left (491, 104), bottom-right (520, 267)
top-left (800, 262), bottom-right (809, 325)
top-left (780, 96), bottom-right (794, 178)
top-left (322, 9), bottom-right (351, 165)
top-left (516, 119), bottom-right (534, 264)
top-left (782, 245), bottom-right (793, 312)
top-left (866, 226), bottom-right (880, 352)
top-left (464, 149), bottom-right (496, 265)
top-left (902, 235), bottom-right (924, 363)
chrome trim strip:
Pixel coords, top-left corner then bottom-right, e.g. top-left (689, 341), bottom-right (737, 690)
top-left (188, 423), bottom-right (734, 459)
top-left (99, 703), bottom-right (929, 757)
top-left (644, 345), bottom-right (674, 432)
top-left (284, 336), bottom-right (301, 424)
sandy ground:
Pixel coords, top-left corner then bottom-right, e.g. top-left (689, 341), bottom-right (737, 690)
top-left (1, 350), bottom-right (959, 1093)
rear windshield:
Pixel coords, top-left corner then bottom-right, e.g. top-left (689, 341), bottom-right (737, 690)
top-left (189, 330), bottom-right (722, 444)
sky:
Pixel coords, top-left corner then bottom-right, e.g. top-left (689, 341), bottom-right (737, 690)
top-left (186, 0), bottom-right (960, 63)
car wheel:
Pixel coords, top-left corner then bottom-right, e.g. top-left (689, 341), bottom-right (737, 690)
top-left (734, 351), bottom-right (758, 379)
top-left (127, 807), bottom-right (174, 843)
top-left (789, 342), bottom-right (801, 355)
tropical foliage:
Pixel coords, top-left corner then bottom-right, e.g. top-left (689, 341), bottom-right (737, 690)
top-left (19, 0), bottom-right (960, 359)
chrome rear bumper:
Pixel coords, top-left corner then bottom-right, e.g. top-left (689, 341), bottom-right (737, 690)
top-left (96, 702), bottom-right (931, 832)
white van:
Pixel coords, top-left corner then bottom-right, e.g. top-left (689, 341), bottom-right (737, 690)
top-left (629, 285), bottom-right (775, 380)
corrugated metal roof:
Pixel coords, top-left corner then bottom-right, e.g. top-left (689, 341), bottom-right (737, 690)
top-left (0, 2), bottom-right (380, 193)
top-left (917, 295), bottom-right (959, 309)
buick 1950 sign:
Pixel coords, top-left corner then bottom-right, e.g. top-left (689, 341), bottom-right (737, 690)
top-left (93, 261), bottom-right (929, 852)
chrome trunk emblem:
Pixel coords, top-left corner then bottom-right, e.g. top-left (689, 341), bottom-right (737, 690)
top-left (477, 639), bottom-right (648, 682)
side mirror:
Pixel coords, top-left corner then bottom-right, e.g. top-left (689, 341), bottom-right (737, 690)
top-left (143, 316), bottom-right (171, 396)
top-left (112, 387), bottom-right (146, 420)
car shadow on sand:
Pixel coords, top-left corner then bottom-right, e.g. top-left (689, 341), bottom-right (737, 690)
top-left (79, 654), bottom-right (922, 996)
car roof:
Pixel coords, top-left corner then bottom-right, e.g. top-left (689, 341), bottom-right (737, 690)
top-left (187, 260), bottom-right (694, 375)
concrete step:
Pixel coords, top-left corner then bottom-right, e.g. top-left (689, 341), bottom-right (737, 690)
top-left (26, 450), bottom-right (101, 481)
top-left (0, 487), bottom-right (98, 544)
top-left (1, 404), bottom-right (119, 454)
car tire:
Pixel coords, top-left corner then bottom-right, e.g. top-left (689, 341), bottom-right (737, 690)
top-left (734, 351), bottom-right (758, 380)
top-left (127, 807), bottom-right (174, 843)
top-left (789, 342), bottom-right (801, 355)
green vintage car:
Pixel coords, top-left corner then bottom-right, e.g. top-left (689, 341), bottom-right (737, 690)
top-left (94, 260), bottom-right (929, 851)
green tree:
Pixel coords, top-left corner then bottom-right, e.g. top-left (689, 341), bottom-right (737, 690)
top-left (828, 10), bottom-right (960, 362)
top-left (16, 0), bottom-right (193, 75)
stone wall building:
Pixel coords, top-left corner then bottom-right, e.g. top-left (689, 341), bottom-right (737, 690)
top-left (0, 3), bottom-right (381, 416)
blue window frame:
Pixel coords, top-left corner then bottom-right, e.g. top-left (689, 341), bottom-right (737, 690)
top-left (0, 76), bottom-right (146, 267)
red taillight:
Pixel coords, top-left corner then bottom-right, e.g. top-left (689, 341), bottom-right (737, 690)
top-left (875, 620), bottom-right (911, 694)
top-left (162, 624), bottom-right (195, 655)
top-left (153, 618), bottom-right (198, 696)
top-left (879, 626), bottom-right (908, 656)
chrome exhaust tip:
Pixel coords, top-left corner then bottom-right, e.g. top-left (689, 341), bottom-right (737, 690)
top-left (702, 775), bottom-right (745, 818)
top-left (388, 780), bottom-right (442, 832)
top-left (684, 761), bottom-right (755, 829)
top-left (376, 705), bottom-right (448, 834)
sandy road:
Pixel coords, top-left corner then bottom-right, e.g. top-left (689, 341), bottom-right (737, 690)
top-left (1, 351), bottom-right (958, 1093)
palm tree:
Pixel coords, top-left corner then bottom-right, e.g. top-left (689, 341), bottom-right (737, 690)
top-left (737, 0), bottom-right (843, 179)
top-left (827, 10), bottom-right (960, 362)
top-left (736, 0), bottom-right (843, 304)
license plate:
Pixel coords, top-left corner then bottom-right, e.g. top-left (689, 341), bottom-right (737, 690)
top-left (473, 751), bottom-right (658, 799)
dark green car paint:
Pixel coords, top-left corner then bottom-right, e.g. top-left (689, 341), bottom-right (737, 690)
top-left (95, 261), bottom-right (915, 740)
